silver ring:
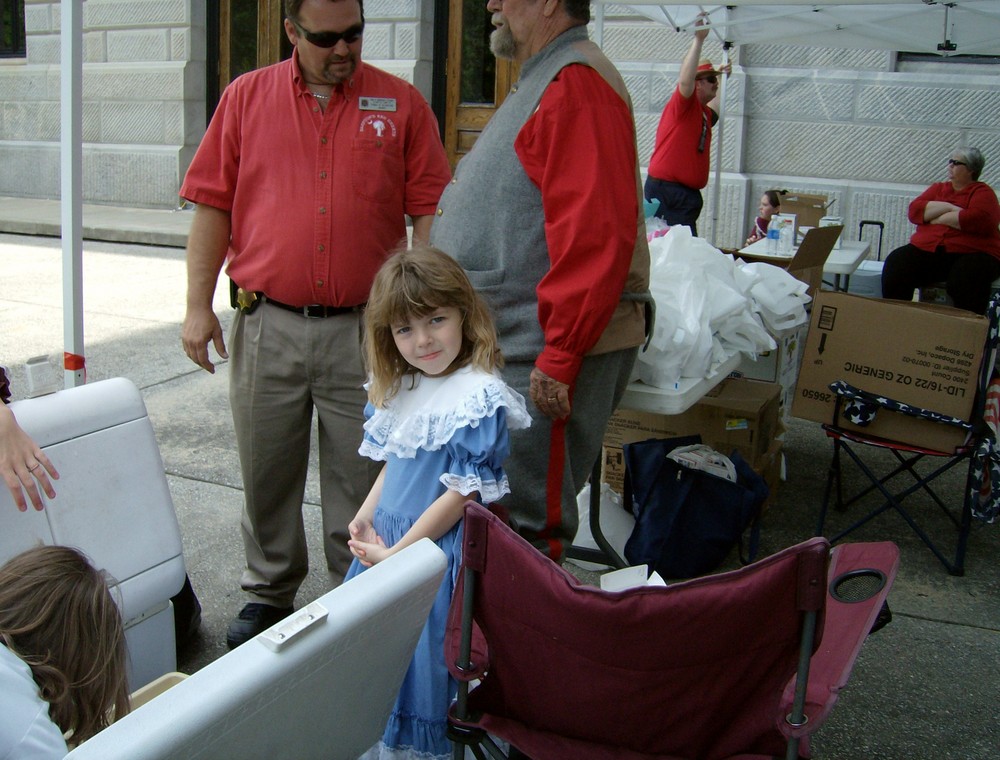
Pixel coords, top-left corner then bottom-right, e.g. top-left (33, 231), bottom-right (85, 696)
top-left (548, 396), bottom-right (557, 402)
top-left (27, 463), bottom-right (40, 472)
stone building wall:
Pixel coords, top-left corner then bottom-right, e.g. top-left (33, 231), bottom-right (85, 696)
top-left (2, 0), bottom-right (997, 243)
top-left (0, 0), bottom-right (431, 208)
top-left (599, 8), bottom-right (1000, 255)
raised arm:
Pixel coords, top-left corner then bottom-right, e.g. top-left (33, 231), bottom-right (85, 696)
top-left (678, 15), bottom-right (710, 99)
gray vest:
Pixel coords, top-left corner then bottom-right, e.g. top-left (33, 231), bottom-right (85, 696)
top-left (430, 26), bottom-right (649, 365)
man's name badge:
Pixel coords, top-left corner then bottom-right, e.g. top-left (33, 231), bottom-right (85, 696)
top-left (359, 97), bottom-right (397, 112)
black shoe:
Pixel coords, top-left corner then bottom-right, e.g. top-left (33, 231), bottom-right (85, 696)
top-left (226, 603), bottom-right (294, 649)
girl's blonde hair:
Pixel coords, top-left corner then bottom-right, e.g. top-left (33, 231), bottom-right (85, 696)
top-left (0, 545), bottom-right (130, 743)
top-left (364, 244), bottom-right (501, 407)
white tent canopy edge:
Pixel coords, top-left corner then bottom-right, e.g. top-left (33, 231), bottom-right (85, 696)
top-left (595, 1), bottom-right (1000, 56)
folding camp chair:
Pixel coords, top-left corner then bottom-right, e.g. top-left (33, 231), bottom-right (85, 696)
top-left (446, 502), bottom-right (898, 760)
top-left (816, 293), bottom-right (1000, 576)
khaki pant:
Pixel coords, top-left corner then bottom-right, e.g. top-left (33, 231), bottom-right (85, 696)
top-left (229, 302), bottom-right (381, 606)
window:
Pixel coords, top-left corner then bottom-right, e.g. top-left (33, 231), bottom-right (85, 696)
top-left (1, 0), bottom-right (26, 58)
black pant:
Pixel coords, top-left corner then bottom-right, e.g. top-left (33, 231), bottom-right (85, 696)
top-left (881, 244), bottom-right (1000, 314)
top-left (644, 176), bottom-right (703, 237)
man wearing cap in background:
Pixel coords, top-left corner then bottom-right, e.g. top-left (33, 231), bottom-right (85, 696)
top-left (644, 13), bottom-right (728, 236)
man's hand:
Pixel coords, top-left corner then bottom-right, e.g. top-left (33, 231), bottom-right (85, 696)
top-left (530, 366), bottom-right (571, 421)
top-left (182, 305), bottom-right (228, 374)
top-left (694, 11), bottom-right (710, 40)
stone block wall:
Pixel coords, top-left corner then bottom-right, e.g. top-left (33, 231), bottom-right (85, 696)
top-left (0, 0), bottom-right (205, 208)
top-left (597, 8), bottom-right (1000, 255)
top-left (0, 0), bottom-right (431, 209)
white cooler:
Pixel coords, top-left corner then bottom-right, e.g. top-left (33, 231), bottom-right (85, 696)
top-left (1, 378), bottom-right (186, 689)
top-left (847, 259), bottom-right (884, 298)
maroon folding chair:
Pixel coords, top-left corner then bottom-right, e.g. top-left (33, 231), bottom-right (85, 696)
top-left (446, 503), bottom-right (898, 760)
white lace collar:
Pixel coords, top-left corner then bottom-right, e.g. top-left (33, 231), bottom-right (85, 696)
top-left (361, 366), bottom-right (531, 459)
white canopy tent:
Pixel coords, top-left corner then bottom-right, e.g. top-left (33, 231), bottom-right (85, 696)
top-left (595, 1), bottom-right (1000, 57)
top-left (593, 0), bottom-right (1000, 244)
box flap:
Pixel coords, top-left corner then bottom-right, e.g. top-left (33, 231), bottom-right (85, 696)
top-left (787, 224), bottom-right (842, 296)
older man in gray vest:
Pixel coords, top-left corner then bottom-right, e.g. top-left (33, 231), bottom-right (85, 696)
top-left (430, 0), bottom-right (650, 561)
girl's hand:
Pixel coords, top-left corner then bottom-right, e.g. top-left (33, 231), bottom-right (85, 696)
top-left (348, 515), bottom-right (379, 544)
top-left (348, 536), bottom-right (390, 567)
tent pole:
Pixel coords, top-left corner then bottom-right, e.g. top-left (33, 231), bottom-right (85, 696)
top-left (709, 41), bottom-right (731, 247)
top-left (61, 0), bottom-right (85, 388)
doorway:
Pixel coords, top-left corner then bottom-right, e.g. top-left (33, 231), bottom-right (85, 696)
top-left (441, 0), bottom-right (516, 168)
top-left (209, 0), bottom-right (291, 115)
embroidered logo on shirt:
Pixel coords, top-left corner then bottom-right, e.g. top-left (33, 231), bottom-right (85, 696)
top-left (359, 114), bottom-right (398, 139)
top-left (360, 97), bottom-right (397, 112)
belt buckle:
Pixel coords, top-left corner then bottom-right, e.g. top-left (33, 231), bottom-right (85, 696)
top-left (236, 288), bottom-right (260, 314)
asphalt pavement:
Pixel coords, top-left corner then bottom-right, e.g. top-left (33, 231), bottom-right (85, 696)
top-left (0, 196), bottom-right (997, 759)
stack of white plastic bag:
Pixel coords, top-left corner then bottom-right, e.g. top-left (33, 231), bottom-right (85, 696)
top-left (634, 225), bottom-right (811, 389)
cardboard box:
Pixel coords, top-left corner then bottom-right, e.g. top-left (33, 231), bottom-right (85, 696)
top-left (792, 291), bottom-right (988, 451)
top-left (733, 324), bottom-right (807, 423)
top-left (602, 378), bottom-right (780, 494)
top-left (780, 192), bottom-right (830, 228)
top-left (738, 224), bottom-right (842, 297)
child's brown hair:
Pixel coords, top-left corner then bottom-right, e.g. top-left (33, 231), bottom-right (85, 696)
top-left (364, 244), bottom-right (501, 407)
top-left (0, 545), bottom-right (130, 743)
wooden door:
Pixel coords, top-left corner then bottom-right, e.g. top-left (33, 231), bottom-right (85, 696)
top-left (216, 0), bottom-right (290, 101)
top-left (443, 0), bottom-right (517, 168)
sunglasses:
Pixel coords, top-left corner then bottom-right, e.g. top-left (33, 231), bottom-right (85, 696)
top-left (293, 20), bottom-right (364, 48)
top-left (699, 75), bottom-right (718, 85)
top-left (948, 159), bottom-right (967, 167)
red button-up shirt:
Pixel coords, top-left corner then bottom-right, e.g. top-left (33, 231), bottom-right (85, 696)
top-left (181, 51), bottom-right (451, 306)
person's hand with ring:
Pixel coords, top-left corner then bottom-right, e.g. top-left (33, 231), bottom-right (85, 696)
top-left (1, 404), bottom-right (59, 512)
top-left (529, 366), bottom-right (570, 421)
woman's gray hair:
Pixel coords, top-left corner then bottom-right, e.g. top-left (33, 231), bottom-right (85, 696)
top-left (954, 147), bottom-right (985, 181)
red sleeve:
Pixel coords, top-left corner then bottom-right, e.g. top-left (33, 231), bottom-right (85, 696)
top-left (180, 83), bottom-right (242, 212)
top-left (907, 184), bottom-right (939, 226)
top-left (514, 64), bottom-right (639, 385)
top-left (959, 183), bottom-right (1000, 235)
top-left (402, 89), bottom-right (452, 217)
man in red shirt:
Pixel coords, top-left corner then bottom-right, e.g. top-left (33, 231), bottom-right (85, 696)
top-left (180, 0), bottom-right (450, 648)
top-left (645, 13), bottom-right (725, 237)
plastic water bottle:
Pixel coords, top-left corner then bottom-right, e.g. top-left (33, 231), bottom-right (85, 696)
top-left (766, 218), bottom-right (780, 255)
top-left (779, 221), bottom-right (794, 254)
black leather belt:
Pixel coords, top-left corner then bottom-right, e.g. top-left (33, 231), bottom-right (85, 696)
top-left (263, 295), bottom-right (360, 318)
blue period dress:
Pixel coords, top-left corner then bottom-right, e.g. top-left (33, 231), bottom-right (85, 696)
top-left (347, 365), bottom-right (530, 760)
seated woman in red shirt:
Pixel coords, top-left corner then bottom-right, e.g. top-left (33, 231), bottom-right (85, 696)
top-left (881, 147), bottom-right (1000, 314)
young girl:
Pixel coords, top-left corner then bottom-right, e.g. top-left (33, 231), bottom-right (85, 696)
top-left (346, 245), bottom-right (530, 759)
top-left (745, 189), bottom-right (782, 246)
top-left (0, 545), bottom-right (130, 756)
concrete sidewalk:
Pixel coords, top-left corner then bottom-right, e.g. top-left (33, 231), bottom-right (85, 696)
top-left (0, 196), bottom-right (193, 248)
top-left (0, 201), bottom-right (998, 758)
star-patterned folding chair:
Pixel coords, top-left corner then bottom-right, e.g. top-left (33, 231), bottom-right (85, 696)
top-left (816, 292), bottom-right (1000, 575)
